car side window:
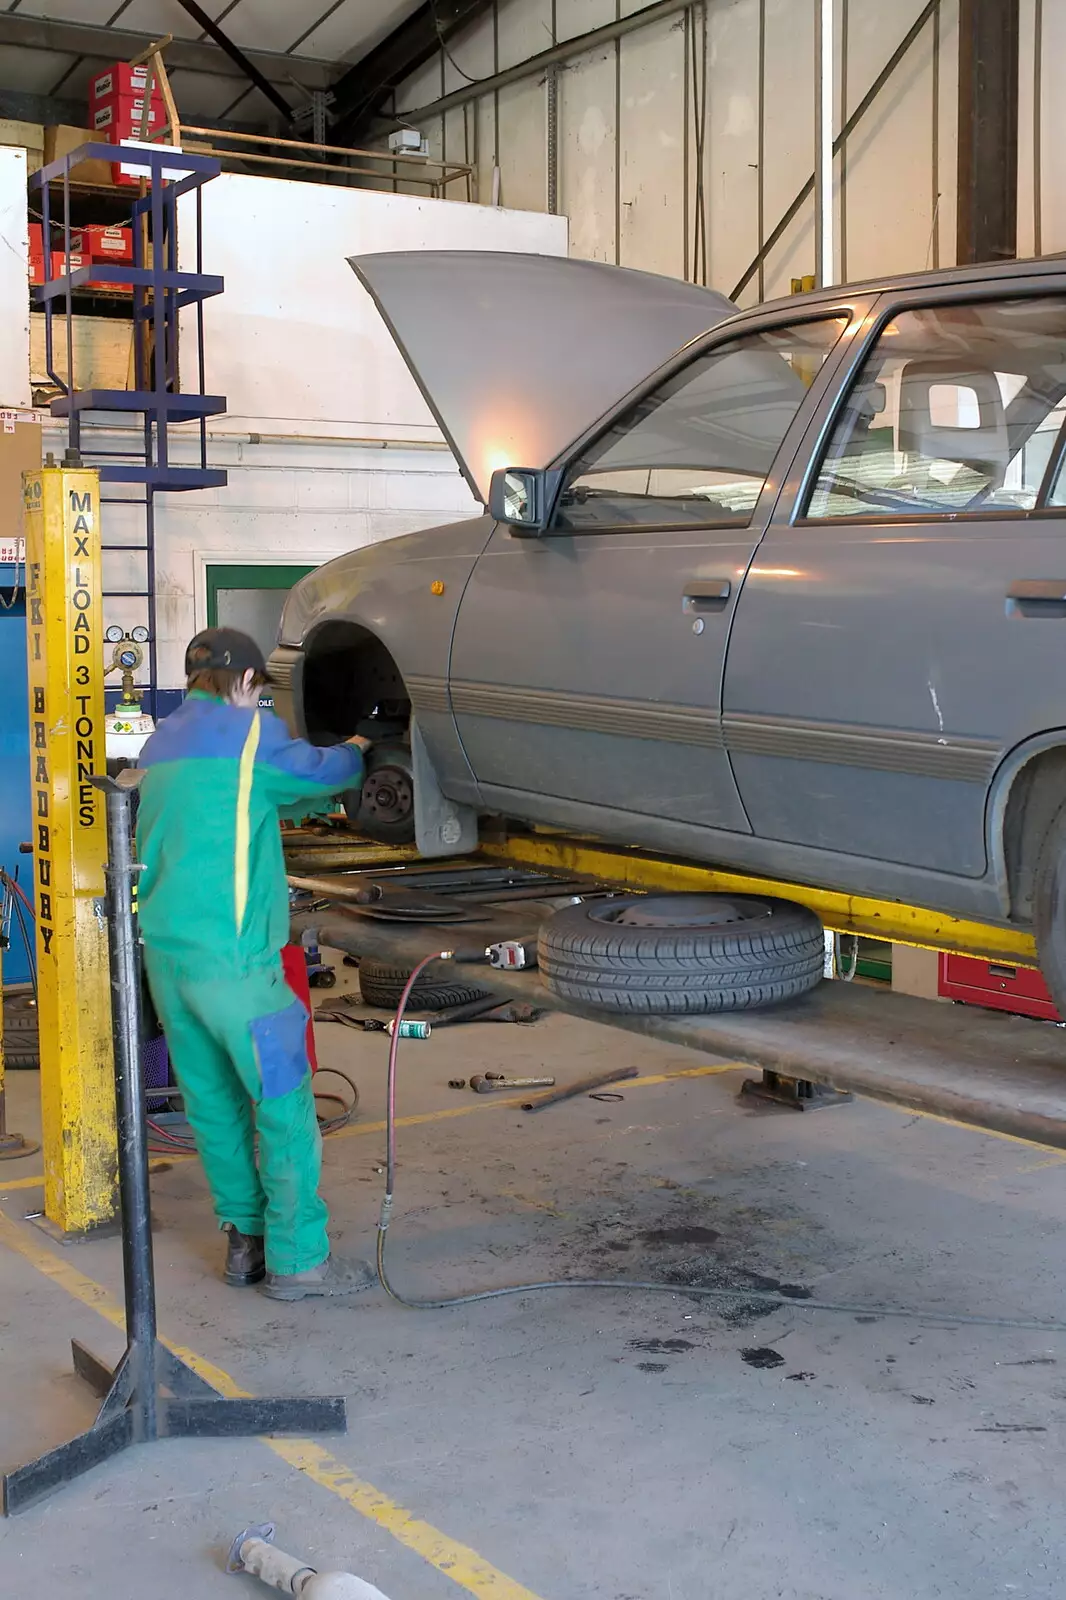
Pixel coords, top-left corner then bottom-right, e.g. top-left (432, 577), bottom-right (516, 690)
top-left (805, 296), bottom-right (1066, 519)
top-left (552, 317), bottom-right (847, 533)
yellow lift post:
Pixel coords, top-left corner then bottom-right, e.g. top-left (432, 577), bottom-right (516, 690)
top-left (24, 463), bottom-right (117, 1236)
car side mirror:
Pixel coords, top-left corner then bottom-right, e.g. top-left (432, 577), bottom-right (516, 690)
top-left (488, 467), bottom-right (548, 535)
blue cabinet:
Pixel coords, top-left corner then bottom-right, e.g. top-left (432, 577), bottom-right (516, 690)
top-left (0, 587), bottom-right (31, 983)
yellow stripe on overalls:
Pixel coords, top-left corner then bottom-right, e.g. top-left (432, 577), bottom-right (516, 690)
top-left (235, 711), bottom-right (261, 933)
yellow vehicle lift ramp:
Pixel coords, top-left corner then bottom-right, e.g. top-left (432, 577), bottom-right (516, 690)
top-left (485, 832), bottom-right (1040, 969)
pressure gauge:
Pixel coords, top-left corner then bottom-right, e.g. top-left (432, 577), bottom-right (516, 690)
top-left (104, 624), bottom-right (124, 644)
top-left (130, 625), bottom-right (150, 643)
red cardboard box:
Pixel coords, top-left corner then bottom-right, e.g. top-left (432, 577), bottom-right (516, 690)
top-left (89, 63), bottom-right (164, 107)
top-left (110, 157), bottom-right (143, 189)
top-left (28, 222), bottom-right (42, 256)
top-left (69, 224), bottom-right (132, 262)
top-left (49, 250), bottom-right (128, 291)
top-left (93, 98), bottom-right (163, 138)
top-left (28, 252), bottom-right (43, 285)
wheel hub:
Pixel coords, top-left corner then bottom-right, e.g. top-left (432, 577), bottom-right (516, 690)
top-left (592, 894), bottom-right (773, 929)
top-left (361, 765), bottom-right (414, 826)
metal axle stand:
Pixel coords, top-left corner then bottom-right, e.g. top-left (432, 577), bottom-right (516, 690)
top-left (739, 1069), bottom-right (853, 1112)
top-left (2, 775), bottom-right (347, 1517)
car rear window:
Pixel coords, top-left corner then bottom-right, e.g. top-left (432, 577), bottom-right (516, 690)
top-left (805, 296), bottom-right (1066, 519)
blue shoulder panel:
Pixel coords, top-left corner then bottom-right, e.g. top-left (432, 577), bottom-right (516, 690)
top-left (254, 708), bottom-right (364, 790)
top-left (139, 695), bottom-right (255, 768)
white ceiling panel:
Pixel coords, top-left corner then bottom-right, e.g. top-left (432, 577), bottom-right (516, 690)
top-left (164, 67), bottom-right (250, 119)
top-left (0, 42), bottom-right (79, 94)
top-left (198, 0), bottom-right (323, 57)
top-left (9, 0), bottom-right (420, 62)
top-left (102, 0), bottom-right (234, 39)
top-left (8, 0), bottom-right (124, 22)
top-left (294, 0), bottom-right (422, 64)
top-left (2, 0), bottom-right (432, 121)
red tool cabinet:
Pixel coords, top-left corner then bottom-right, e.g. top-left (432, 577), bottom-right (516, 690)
top-left (938, 953), bottom-right (1061, 1022)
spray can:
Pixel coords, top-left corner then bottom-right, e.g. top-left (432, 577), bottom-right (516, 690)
top-left (385, 1018), bottom-right (432, 1040)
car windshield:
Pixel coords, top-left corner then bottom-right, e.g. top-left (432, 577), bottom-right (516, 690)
top-left (554, 318), bottom-right (846, 531)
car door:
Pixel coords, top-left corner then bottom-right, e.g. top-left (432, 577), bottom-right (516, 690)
top-left (448, 310), bottom-right (855, 833)
top-left (723, 279), bottom-right (1066, 879)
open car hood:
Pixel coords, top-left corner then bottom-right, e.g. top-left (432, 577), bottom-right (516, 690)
top-left (349, 251), bottom-right (738, 503)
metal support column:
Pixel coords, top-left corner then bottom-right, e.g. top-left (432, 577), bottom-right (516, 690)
top-left (814, 0), bottom-right (834, 287)
top-left (957, 0), bottom-right (1020, 264)
top-left (23, 465), bottom-right (117, 1236)
top-left (1, 777), bottom-right (347, 1518)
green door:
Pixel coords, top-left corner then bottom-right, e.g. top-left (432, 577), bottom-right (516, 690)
top-left (206, 563), bottom-right (314, 710)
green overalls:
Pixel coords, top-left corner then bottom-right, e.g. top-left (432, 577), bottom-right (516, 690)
top-left (136, 691), bottom-right (363, 1274)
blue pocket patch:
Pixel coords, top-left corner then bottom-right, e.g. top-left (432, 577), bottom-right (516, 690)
top-left (250, 998), bottom-right (310, 1100)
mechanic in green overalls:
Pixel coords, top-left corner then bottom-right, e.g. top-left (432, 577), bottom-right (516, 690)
top-left (136, 628), bottom-right (373, 1300)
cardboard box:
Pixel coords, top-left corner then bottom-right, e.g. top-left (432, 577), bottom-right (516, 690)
top-left (0, 418), bottom-right (43, 570)
top-left (28, 222), bottom-right (42, 256)
top-left (43, 126), bottom-right (113, 186)
top-left (90, 63), bottom-right (164, 106)
top-left (111, 160), bottom-right (143, 189)
top-left (70, 224), bottom-right (132, 262)
top-left (49, 251), bottom-right (127, 291)
top-left (0, 118), bottom-right (45, 174)
top-left (93, 99), bottom-right (164, 136)
top-left (28, 252), bottom-right (43, 286)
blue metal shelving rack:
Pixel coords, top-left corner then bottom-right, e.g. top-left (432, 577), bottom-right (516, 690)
top-left (30, 141), bottom-right (229, 717)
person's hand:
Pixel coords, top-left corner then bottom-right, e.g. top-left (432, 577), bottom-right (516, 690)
top-left (347, 734), bottom-right (373, 754)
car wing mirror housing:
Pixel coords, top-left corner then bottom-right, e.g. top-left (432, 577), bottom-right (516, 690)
top-left (488, 467), bottom-right (561, 536)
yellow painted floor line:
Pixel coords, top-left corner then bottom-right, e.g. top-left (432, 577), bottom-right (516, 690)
top-left (0, 1154), bottom-right (192, 1195)
top-left (0, 1209), bottom-right (546, 1600)
top-left (887, 1102), bottom-right (1066, 1158)
top-left (1, 1068), bottom-right (745, 1195)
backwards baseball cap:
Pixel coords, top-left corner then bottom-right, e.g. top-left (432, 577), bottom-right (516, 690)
top-left (184, 627), bottom-right (271, 681)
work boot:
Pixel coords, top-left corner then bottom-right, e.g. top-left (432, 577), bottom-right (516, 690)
top-left (260, 1255), bottom-right (376, 1301)
top-left (223, 1224), bottom-right (266, 1287)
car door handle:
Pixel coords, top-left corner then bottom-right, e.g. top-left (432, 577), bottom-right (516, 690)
top-left (683, 579), bottom-right (731, 612)
top-left (1006, 580), bottom-right (1066, 616)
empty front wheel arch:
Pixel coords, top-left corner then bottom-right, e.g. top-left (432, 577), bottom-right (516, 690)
top-left (301, 621), bottom-right (411, 744)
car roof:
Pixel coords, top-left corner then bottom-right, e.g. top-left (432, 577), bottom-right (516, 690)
top-left (745, 255), bottom-right (1066, 321)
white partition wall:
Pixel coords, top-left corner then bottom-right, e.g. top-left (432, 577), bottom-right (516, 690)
top-left (179, 174), bottom-right (568, 441)
top-left (0, 147), bottom-right (31, 410)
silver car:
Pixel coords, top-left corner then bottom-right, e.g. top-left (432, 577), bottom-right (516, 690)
top-left (271, 251), bottom-right (1066, 1012)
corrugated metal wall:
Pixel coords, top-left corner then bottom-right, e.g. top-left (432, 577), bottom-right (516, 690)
top-left (394, 0), bottom-right (1060, 304)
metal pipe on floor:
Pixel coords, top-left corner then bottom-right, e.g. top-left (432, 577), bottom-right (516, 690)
top-left (228, 1524), bottom-right (393, 1596)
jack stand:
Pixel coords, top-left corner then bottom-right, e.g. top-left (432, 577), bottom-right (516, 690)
top-left (739, 1070), bottom-right (853, 1112)
top-left (1, 775), bottom-right (347, 1517)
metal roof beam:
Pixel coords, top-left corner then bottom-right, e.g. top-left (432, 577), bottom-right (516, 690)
top-left (173, 0), bottom-right (296, 121)
top-left (0, 13), bottom-right (337, 92)
top-left (330, 0), bottom-right (495, 143)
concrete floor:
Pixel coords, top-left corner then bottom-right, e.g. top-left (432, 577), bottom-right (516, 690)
top-left (2, 961), bottom-right (1066, 1598)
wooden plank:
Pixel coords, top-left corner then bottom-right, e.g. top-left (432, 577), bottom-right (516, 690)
top-left (30, 312), bottom-right (133, 393)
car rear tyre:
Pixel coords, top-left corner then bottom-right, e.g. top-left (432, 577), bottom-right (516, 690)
top-left (342, 741), bottom-right (416, 846)
top-left (358, 958), bottom-right (493, 1012)
top-left (1031, 801), bottom-right (1066, 1016)
top-left (2, 992), bottom-right (39, 1068)
top-left (538, 893), bottom-right (824, 1014)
